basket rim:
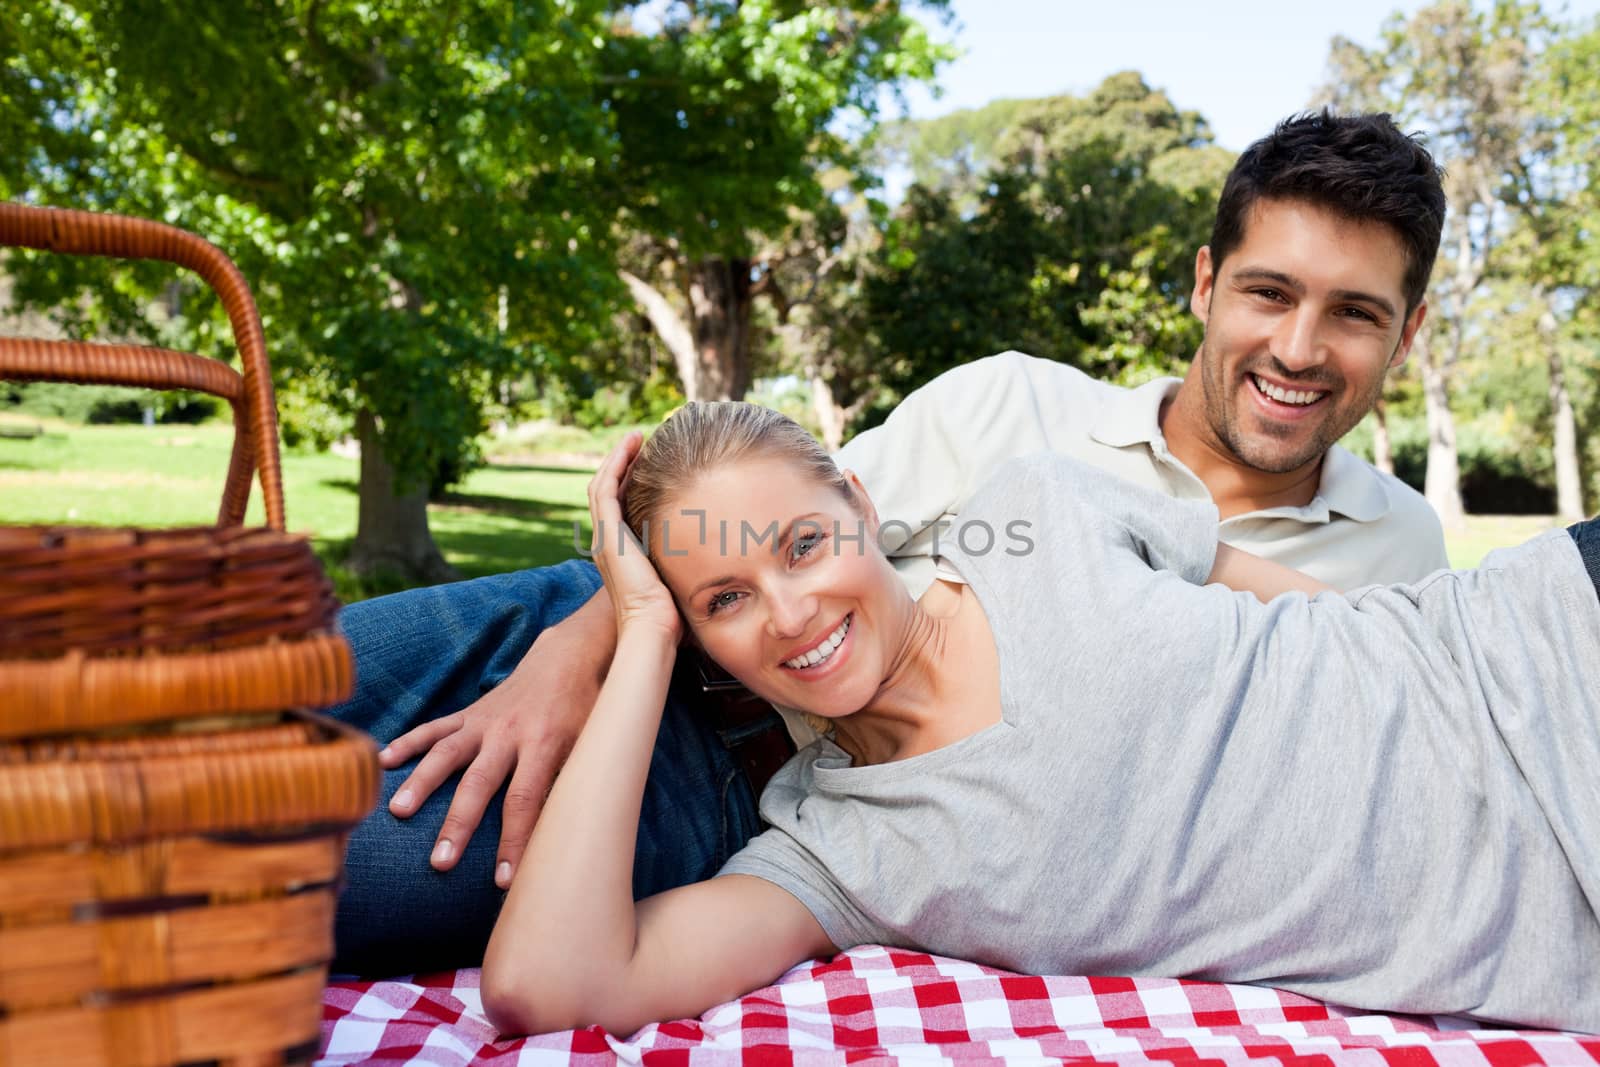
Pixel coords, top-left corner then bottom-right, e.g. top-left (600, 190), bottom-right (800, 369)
top-left (0, 709), bottom-right (379, 852)
top-left (0, 634), bottom-right (355, 738)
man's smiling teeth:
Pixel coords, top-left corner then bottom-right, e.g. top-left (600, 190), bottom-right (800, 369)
top-left (785, 616), bottom-right (851, 670)
top-left (1253, 374), bottom-right (1324, 406)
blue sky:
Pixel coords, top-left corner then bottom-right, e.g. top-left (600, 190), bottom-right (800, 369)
top-left (896, 0), bottom-right (1600, 151)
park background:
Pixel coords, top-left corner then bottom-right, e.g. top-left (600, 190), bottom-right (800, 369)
top-left (2, 0), bottom-right (1597, 599)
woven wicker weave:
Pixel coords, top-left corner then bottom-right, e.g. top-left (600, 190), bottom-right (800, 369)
top-left (0, 203), bottom-right (379, 1067)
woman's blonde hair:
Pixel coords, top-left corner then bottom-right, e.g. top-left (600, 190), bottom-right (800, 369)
top-left (622, 401), bottom-right (851, 539)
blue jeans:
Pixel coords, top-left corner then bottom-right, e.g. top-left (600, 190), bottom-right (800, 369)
top-left (326, 559), bottom-right (761, 977)
top-left (1572, 517), bottom-right (1600, 604)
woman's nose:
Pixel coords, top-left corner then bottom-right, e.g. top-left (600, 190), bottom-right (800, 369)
top-left (766, 589), bottom-right (818, 640)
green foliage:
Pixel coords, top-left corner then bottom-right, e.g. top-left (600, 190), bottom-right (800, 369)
top-left (1318, 0), bottom-right (1600, 518)
top-left (596, 0), bottom-right (953, 409)
top-left (569, 366), bottom-right (685, 431)
top-left (6, 0), bottom-right (625, 500)
top-left (875, 96), bottom-right (1036, 201)
top-left (1537, 18), bottom-right (1600, 291)
top-left (605, 0), bottom-right (953, 258)
top-left (2, 381), bottom-right (219, 424)
top-left (1344, 412), bottom-right (1559, 513)
top-left (861, 75), bottom-right (1225, 401)
top-left (878, 71), bottom-right (1225, 208)
top-left (3, 0), bottom-right (955, 575)
top-left (745, 374), bottom-right (822, 434)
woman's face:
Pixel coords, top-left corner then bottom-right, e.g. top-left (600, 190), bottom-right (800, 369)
top-left (648, 455), bottom-right (909, 719)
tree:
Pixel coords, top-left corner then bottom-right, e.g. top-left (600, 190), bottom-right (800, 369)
top-left (859, 75), bottom-right (1229, 414)
top-left (876, 70), bottom-right (1223, 209)
top-left (4, 0), bottom-right (624, 581)
top-left (747, 173), bottom-right (882, 450)
top-left (1319, 0), bottom-right (1575, 526)
top-left (1524, 15), bottom-right (1600, 516)
top-left (604, 0), bottom-right (953, 404)
top-left (873, 96), bottom-right (1036, 208)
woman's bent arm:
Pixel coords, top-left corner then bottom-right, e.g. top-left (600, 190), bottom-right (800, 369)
top-left (482, 434), bottom-right (833, 1037)
top-left (479, 627), bottom-right (831, 1036)
top-left (1208, 542), bottom-right (1336, 601)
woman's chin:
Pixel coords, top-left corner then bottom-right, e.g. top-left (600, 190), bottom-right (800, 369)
top-left (744, 680), bottom-right (864, 723)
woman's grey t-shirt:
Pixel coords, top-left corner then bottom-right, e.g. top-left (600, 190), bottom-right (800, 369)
top-left (719, 453), bottom-right (1600, 1032)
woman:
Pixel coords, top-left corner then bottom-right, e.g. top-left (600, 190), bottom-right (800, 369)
top-left (481, 402), bottom-right (1600, 1038)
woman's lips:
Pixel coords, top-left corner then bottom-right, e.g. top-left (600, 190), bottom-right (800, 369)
top-left (780, 613), bottom-right (853, 680)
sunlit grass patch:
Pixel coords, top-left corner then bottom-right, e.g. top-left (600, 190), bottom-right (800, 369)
top-left (0, 422), bottom-right (594, 600)
top-left (1446, 514), bottom-right (1565, 570)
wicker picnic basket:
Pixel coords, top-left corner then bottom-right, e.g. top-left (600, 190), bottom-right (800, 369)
top-left (0, 203), bottom-right (380, 1067)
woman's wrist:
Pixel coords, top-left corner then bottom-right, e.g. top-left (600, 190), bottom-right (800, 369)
top-left (613, 621), bottom-right (681, 666)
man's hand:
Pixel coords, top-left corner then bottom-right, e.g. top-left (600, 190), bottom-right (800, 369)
top-left (379, 588), bottom-right (616, 888)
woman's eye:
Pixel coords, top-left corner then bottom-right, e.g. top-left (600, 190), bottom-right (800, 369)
top-left (706, 590), bottom-right (742, 615)
top-left (792, 533), bottom-right (826, 561)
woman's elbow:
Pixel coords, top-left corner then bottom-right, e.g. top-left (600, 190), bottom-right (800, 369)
top-left (481, 954), bottom-right (578, 1037)
top-left (482, 957), bottom-right (666, 1039)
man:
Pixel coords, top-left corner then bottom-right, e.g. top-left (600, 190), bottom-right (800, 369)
top-left (330, 110), bottom-right (1448, 976)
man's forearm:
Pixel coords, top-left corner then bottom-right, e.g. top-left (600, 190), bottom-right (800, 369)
top-left (553, 588), bottom-right (620, 681)
top-left (519, 585), bottom-right (619, 686)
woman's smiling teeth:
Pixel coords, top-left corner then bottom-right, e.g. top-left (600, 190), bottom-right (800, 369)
top-left (784, 615), bottom-right (852, 670)
top-left (1253, 374), bottom-right (1324, 406)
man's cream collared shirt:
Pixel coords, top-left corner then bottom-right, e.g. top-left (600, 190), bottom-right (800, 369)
top-left (833, 350), bottom-right (1447, 598)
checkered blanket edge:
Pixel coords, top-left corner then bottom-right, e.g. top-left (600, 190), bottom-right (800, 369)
top-left (318, 945), bottom-right (1600, 1066)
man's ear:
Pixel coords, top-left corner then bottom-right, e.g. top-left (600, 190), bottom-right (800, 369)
top-left (842, 470), bottom-right (880, 541)
top-left (1190, 245), bottom-right (1216, 324)
top-left (1391, 300), bottom-right (1428, 369)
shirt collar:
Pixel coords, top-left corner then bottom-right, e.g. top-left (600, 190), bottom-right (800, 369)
top-left (1089, 376), bottom-right (1392, 523)
top-left (1309, 445), bottom-right (1392, 522)
top-left (1088, 376), bottom-right (1180, 449)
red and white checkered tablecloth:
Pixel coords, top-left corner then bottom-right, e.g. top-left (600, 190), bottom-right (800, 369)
top-left (318, 945), bottom-right (1600, 1066)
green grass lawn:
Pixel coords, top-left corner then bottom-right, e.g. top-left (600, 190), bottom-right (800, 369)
top-left (1443, 513), bottom-right (1564, 569)
top-left (0, 418), bottom-right (1563, 600)
top-left (0, 419), bottom-right (597, 600)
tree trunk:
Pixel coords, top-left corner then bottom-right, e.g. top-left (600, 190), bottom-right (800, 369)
top-left (686, 257), bottom-right (753, 401)
top-left (622, 258), bottom-right (756, 403)
top-left (811, 374), bottom-right (849, 453)
top-left (1371, 396), bottom-right (1394, 476)
top-left (1416, 332), bottom-right (1465, 529)
top-left (621, 270), bottom-right (702, 399)
top-left (348, 408), bottom-right (459, 584)
top-left (1538, 304), bottom-right (1586, 522)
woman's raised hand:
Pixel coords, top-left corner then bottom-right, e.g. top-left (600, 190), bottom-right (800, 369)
top-left (588, 431), bottom-right (681, 644)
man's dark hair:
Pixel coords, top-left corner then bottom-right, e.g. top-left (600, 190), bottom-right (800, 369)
top-left (1209, 110), bottom-right (1446, 313)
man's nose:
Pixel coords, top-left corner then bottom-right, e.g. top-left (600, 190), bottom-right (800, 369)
top-left (1271, 307), bottom-right (1326, 373)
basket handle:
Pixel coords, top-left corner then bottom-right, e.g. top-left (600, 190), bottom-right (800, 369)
top-left (0, 203), bottom-right (284, 530)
